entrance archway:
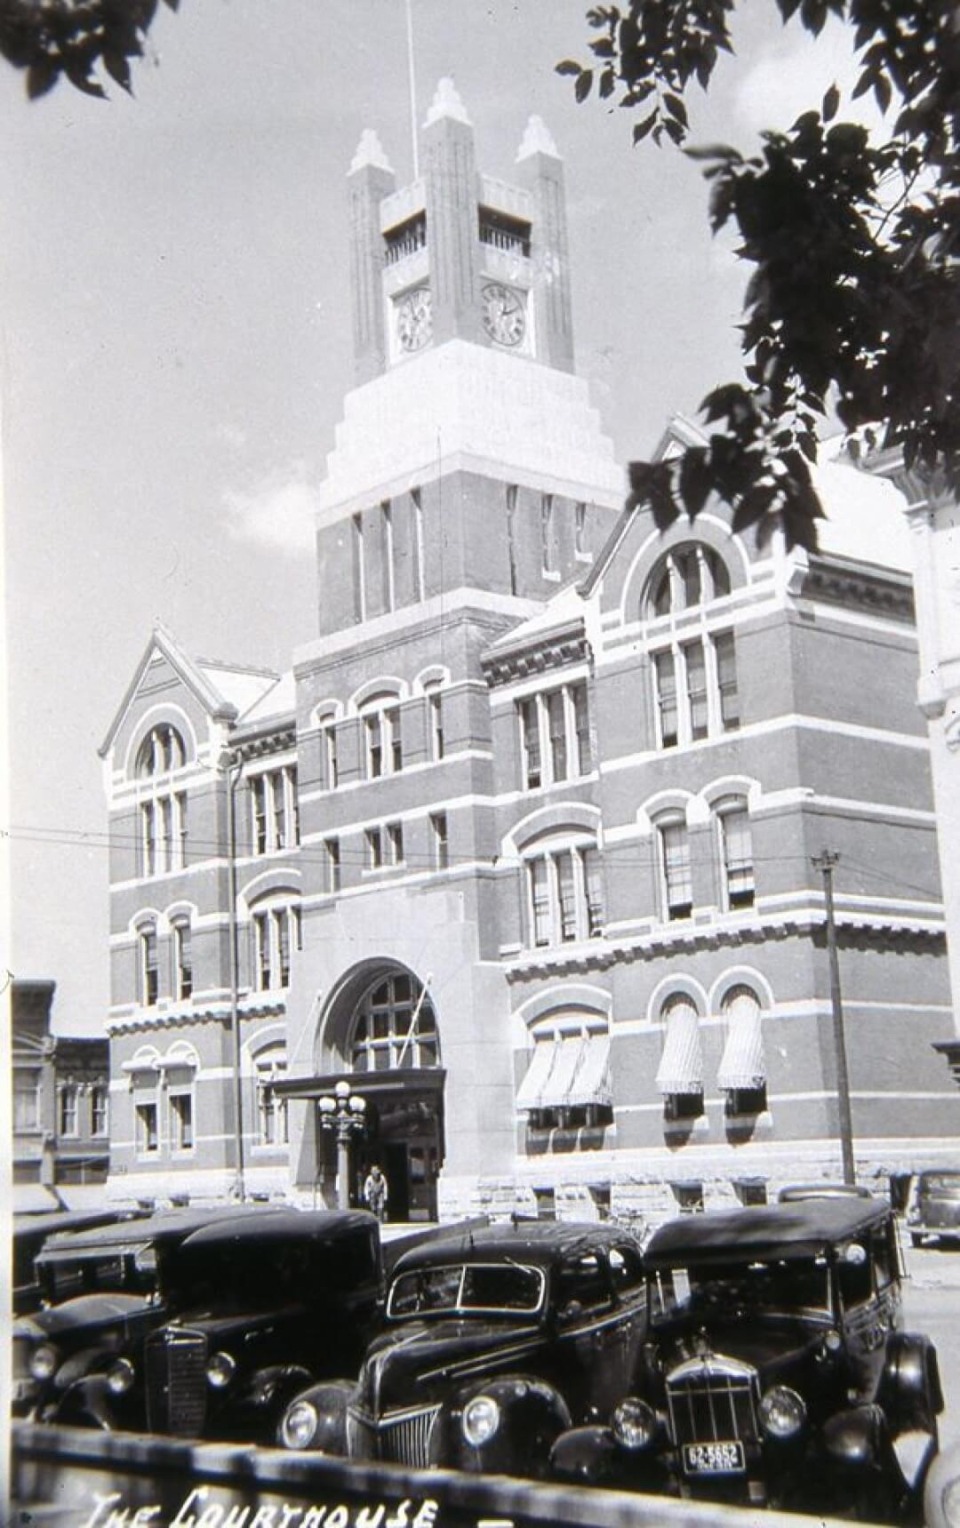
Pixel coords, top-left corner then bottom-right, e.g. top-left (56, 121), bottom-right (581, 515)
top-left (278, 961), bottom-right (445, 1221)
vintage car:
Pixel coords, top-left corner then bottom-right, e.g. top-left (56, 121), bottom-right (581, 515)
top-left (550, 1198), bottom-right (942, 1522)
top-left (57, 1208), bottom-right (383, 1442)
top-left (277, 1220), bottom-right (647, 1478)
top-left (13, 1207), bottom-right (146, 1315)
top-left (906, 1170), bottom-right (960, 1248)
top-left (13, 1205), bottom-right (255, 1419)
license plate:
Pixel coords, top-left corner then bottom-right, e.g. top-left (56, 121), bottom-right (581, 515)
top-left (682, 1440), bottom-right (746, 1474)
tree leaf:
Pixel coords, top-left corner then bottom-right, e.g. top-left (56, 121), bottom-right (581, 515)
top-left (822, 83), bottom-right (839, 122)
top-left (574, 67), bottom-right (594, 103)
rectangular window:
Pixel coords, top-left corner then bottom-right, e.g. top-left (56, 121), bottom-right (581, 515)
top-left (253, 911), bottom-right (271, 991)
top-left (14, 1071), bottom-right (39, 1130)
top-left (720, 807), bottom-right (755, 909)
top-left (430, 812), bottom-right (449, 870)
top-left (158, 795), bottom-right (173, 872)
top-left (323, 723), bottom-right (339, 789)
top-left (684, 639), bottom-right (708, 740)
top-left (91, 1085), bottom-right (109, 1137)
top-left (366, 714), bottom-right (383, 778)
top-left (251, 775), bottom-right (268, 854)
top-left (572, 682), bottom-right (591, 775)
top-left (173, 923), bottom-right (193, 1001)
top-left (557, 851), bottom-right (578, 942)
top-left (584, 847), bottom-right (605, 936)
top-left (519, 698), bottom-right (542, 789)
top-left (428, 690), bottom-right (444, 760)
top-left (547, 690), bottom-right (567, 782)
top-left (250, 767), bottom-right (298, 853)
top-left (411, 488), bottom-right (425, 601)
top-left (136, 1101), bottom-right (159, 1154)
top-left (352, 511), bottom-right (366, 621)
top-left (366, 826), bottom-right (383, 869)
top-left (388, 822), bottom-right (405, 865)
top-left (575, 501), bottom-right (587, 557)
top-left (387, 705), bottom-right (403, 772)
top-left (529, 858), bottom-right (551, 947)
top-left (141, 927), bottom-right (159, 1006)
top-left (141, 802), bottom-right (156, 876)
top-left (716, 631), bottom-right (740, 730)
top-left (541, 492), bottom-right (557, 573)
top-left (271, 772), bottom-right (288, 849)
top-left (324, 837), bottom-right (341, 893)
top-left (170, 1092), bottom-right (194, 1151)
top-left (58, 1085), bottom-right (79, 1137)
top-left (381, 500), bottom-right (395, 611)
top-left (653, 651), bottom-right (679, 749)
top-left (258, 1068), bottom-right (289, 1147)
top-left (278, 913), bottom-right (292, 988)
top-left (660, 822), bottom-right (693, 920)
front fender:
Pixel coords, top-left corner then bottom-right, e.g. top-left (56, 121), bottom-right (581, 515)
top-left (823, 1403), bottom-right (891, 1471)
top-left (279, 1380), bottom-right (357, 1453)
top-left (878, 1332), bottom-right (944, 1436)
top-left (443, 1374), bottom-right (572, 1479)
top-left (44, 1374), bottom-right (128, 1431)
top-left (235, 1364), bottom-right (314, 1413)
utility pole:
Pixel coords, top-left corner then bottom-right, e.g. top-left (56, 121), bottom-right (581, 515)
top-left (813, 850), bottom-right (856, 1186)
top-left (226, 752), bottom-right (246, 1202)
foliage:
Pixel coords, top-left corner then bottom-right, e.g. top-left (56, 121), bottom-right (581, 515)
top-left (0, 0), bottom-right (179, 99)
top-left (560, 2), bottom-right (960, 548)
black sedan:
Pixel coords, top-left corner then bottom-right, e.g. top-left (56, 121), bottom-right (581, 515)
top-left (278, 1219), bottom-right (647, 1479)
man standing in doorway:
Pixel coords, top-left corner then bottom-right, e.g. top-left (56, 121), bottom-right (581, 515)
top-left (363, 1163), bottom-right (388, 1222)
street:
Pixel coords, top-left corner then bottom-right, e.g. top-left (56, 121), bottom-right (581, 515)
top-left (902, 1239), bottom-right (960, 1450)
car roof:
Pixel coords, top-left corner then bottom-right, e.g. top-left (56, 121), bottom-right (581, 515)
top-left (777, 1183), bottom-right (874, 1202)
top-left (389, 1219), bottom-right (639, 1276)
top-left (36, 1205), bottom-right (266, 1264)
top-left (175, 1208), bottom-right (378, 1251)
top-left (645, 1199), bottom-right (891, 1268)
top-left (15, 1208), bottom-right (146, 1241)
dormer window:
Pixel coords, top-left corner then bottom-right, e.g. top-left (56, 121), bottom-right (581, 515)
top-left (648, 544), bottom-right (730, 618)
top-left (384, 213), bottom-right (426, 266)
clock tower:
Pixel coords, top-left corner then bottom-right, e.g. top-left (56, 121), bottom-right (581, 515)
top-left (286, 82), bottom-right (623, 1218)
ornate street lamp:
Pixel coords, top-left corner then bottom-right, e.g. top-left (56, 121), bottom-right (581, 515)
top-left (318, 1080), bottom-right (367, 1210)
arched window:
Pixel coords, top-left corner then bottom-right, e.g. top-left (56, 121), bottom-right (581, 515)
top-left (250, 898), bottom-right (301, 992)
top-left (714, 797), bottom-right (755, 910)
top-left (139, 922), bottom-right (159, 1007)
top-left (648, 543), bottom-right (730, 618)
top-left (172, 917), bottom-right (193, 1002)
top-left (350, 972), bottom-right (439, 1072)
top-left (136, 724), bottom-right (186, 778)
top-left (253, 1044), bottom-right (288, 1147)
top-left (522, 832), bottom-right (604, 948)
top-left (136, 725), bottom-right (188, 876)
top-left (717, 984), bottom-right (767, 1116)
top-left (360, 693), bottom-right (403, 779)
top-left (655, 994), bottom-right (703, 1122)
top-left (516, 1016), bottom-right (612, 1133)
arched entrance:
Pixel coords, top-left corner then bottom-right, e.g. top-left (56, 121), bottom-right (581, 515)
top-left (293, 962), bottom-right (445, 1221)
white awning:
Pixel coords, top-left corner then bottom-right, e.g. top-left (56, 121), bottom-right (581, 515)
top-left (516, 1039), bottom-right (559, 1110)
top-left (541, 1036), bottom-right (586, 1108)
top-left (717, 1006), bottom-right (765, 1090)
top-left (567, 1035), bottom-right (612, 1107)
top-left (655, 1005), bottom-right (703, 1095)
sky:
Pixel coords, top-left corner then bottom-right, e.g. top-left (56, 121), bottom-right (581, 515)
top-left (0, 0), bottom-right (869, 1035)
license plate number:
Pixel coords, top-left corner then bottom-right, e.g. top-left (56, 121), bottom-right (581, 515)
top-left (683, 1440), bottom-right (746, 1474)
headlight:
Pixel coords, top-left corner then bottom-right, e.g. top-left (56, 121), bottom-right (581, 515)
top-left (759, 1385), bottom-right (806, 1440)
top-left (938, 1473), bottom-right (960, 1528)
top-left (107, 1358), bottom-right (135, 1395)
top-left (206, 1352), bottom-right (237, 1389)
top-left (280, 1400), bottom-right (319, 1450)
top-left (462, 1394), bottom-right (501, 1447)
top-left (29, 1345), bottom-right (59, 1381)
top-left (611, 1396), bottom-right (658, 1450)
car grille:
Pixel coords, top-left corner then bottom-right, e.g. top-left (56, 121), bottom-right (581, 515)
top-left (346, 1404), bottom-right (442, 1467)
top-left (666, 1357), bottom-right (760, 1453)
top-left (145, 1328), bottom-right (208, 1437)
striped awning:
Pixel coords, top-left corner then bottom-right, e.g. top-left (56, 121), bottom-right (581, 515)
top-left (517, 1033), bottom-right (611, 1112)
top-left (568, 1035), bottom-right (612, 1108)
top-left (717, 991), bottom-right (765, 1090)
top-left (655, 1004), bottom-right (703, 1095)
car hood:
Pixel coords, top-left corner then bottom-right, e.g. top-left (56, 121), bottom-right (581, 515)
top-left (161, 1303), bottom-right (308, 1346)
top-left (16, 1292), bottom-right (155, 1339)
top-left (356, 1317), bottom-right (544, 1414)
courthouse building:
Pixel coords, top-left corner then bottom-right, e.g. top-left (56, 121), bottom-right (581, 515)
top-left (100, 83), bottom-right (955, 1220)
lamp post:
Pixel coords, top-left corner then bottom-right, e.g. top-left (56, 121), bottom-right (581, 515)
top-left (318, 1080), bottom-right (367, 1209)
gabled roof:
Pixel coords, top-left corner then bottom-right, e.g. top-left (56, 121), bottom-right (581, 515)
top-left (99, 625), bottom-right (282, 758)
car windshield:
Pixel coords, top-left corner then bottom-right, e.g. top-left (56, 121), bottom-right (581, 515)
top-left (387, 1261), bottom-right (545, 1319)
top-left (38, 1245), bottom-right (157, 1303)
top-left (919, 1174), bottom-right (960, 1194)
top-left (648, 1256), bottom-right (832, 1324)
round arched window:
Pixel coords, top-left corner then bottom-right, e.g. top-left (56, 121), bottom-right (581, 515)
top-left (136, 724), bottom-right (186, 777)
top-left (351, 972), bottom-right (439, 1072)
top-left (648, 544), bottom-right (730, 618)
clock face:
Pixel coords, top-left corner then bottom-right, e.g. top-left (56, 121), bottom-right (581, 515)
top-left (482, 283), bottom-right (526, 348)
top-left (396, 287), bottom-right (432, 352)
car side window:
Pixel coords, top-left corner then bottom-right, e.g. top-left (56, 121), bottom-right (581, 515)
top-left (837, 1243), bottom-right (873, 1309)
top-left (555, 1253), bottom-right (612, 1318)
top-left (608, 1244), bottom-right (644, 1296)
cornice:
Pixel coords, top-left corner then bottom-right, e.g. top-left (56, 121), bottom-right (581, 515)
top-left (483, 630), bottom-right (589, 688)
top-left (105, 995), bottom-right (287, 1037)
top-left (804, 558), bottom-right (915, 621)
